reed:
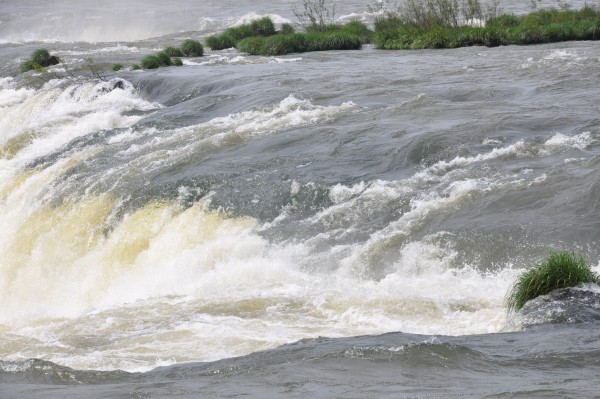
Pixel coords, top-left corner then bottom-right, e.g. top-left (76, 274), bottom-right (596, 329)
top-left (506, 250), bottom-right (600, 311)
top-left (293, 0), bottom-right (336, 31)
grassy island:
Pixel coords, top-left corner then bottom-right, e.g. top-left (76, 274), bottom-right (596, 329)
top-left (237, 21), bottom-right (370, 56)
top-left (506, 251), bottom-right (600, 312)
top-left (206, 16), bottom-right (370, 55)
top-left (374, 6), bottom-right (600, 49)
top-left (205, 17), bottom-right (278, 50)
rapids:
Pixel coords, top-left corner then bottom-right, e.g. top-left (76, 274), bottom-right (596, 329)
top-left (1, 0), bottom-right (600, 397)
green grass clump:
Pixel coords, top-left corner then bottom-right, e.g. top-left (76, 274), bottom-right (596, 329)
top-left (236, 36), bottom-right (268, 55)
top-left (131, 64), bottom-right (140, 70)
top-left (339, 21), bottom-right (374, 43)
top-left (205, 16), bottom-right (277, 50)
top-left (205, 18), bottom-right (368, 53)
top-left (374, 6), bottom-right (600, 50)
top-left (31, 49), bottom-right (52, 66)
top-left (506, 251), bottom-right (600, 312)
top-left (238, 30), bottom-right (362, 56)
top-left (20, 60), bottom-right (38, 73)
top-left (111, 63), bottom-right (124, 71)
top-left (305, 21), bottom-right (373, 43)
top-left (280, 23), bottom-right (295, 34)
top-left (163, 46), bottom-right (184, 57)
top-left (180, 39), bottom-right (204, 56)
top-left (304, 31), bottom-right (363, 51)
top-left (250, 16), bottom-right (277, 36)
top-left (205, 34), bottom-right (236, 50)
top-left (138, 41), bottom-right (200, 70)
top-left (140, 55), bottom-right (161, 69)
top-left (486, 14), bottom-right (521, 28)
top-left (155, 51), bottom-right (172, 66)
top-left (20, 48), bottom-right (60, 73)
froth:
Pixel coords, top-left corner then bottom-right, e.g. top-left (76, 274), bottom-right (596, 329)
top-left (90, 95), bottom-right (357, 186)
top-left (0, 78), bottom-right (160, 166)
top-left (232, 12), bottom-right (291, 27)
top-left (0, 209), bottom-right (516, 372)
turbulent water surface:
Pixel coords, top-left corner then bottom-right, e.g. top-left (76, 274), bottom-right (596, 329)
top-left (1, 0), bottom-right (600, 397)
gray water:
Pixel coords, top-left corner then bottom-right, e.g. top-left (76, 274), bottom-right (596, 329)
top-left (1, 0), bottom-right (600, 397)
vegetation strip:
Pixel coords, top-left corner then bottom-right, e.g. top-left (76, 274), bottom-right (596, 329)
top-left (18, 4), bottom-right (600, 75)
top-left (374, 7), bottom-right (600, 49)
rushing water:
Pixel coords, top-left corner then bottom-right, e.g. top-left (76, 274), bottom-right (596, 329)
top-left (1, 0), bottom-right (600, 397)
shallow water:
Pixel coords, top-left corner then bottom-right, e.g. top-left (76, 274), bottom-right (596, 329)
top-left (1, 0), bottom-right (600, 397)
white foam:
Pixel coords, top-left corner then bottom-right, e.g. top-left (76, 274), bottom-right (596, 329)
top-left (232, 12), bottom-right (291, 27)
top-left (95, 95), bottom-right (357, 184)
top-left (544, 131), bottom-right (593, 150)
top-left (0, 213), bottom-right (518, 372)
top-left (0, 78), bottom-right (34, 108)
top-left (521, 49), bottom-right (586, 69)
top-left (0, 78), bottom-right (160, 167)
top-left (59, 44), bottom-right (145, 56)
top-left (185, 54), bottom-right (302, 66)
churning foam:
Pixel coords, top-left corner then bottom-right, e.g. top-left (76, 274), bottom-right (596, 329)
top-left (0, 78), bottom-right (159, 167)
top-left (520, 49), bottom-right (587, 70)
top-left (0, 192), bottom-right (517, 371)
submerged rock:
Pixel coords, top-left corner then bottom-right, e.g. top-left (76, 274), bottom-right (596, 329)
top-left (517, 284), bottom-right (600, 327)
top-left (44, 55), bottom-right (60, 67)
top-left (97, 78), bottom-right (127, 94)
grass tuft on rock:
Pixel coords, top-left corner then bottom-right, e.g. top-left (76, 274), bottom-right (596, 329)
top-left (171, 57), bottom-right (183, 66)
top-left (506, 251), bottom-right (600, 312)
top-left (180, 39), bottom-right (204, 57)
top-left (20, 48), bottom-right (60, 73)
top-left (31, 49), bottom-right (53, 66)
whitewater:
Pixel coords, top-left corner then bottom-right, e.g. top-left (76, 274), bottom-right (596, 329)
top-left (1, 0), bottom-right (600, 397)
